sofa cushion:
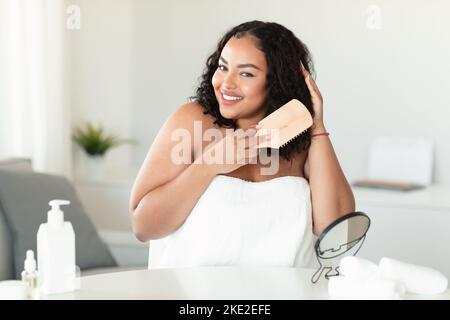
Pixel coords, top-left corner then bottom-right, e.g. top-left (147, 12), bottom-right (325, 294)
top-left (0, 169), bottom-right (117, 279)
top-left (0, 158), bottom-right (32, 280)
top-left (0, 206), bottom-right (13, 280)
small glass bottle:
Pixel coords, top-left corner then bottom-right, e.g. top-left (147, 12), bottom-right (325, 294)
top-left (21, 250), bottom-right (38, 299)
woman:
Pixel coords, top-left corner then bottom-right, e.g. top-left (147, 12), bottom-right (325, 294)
top-left (129, 21), bottom-right (355, 268)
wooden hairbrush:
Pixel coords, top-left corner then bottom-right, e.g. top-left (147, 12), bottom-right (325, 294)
top-left (255, 99), bottom-right (313, 149)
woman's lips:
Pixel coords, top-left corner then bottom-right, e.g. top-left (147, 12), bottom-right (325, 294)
top-left (219, 92), bottom-right (244, 106)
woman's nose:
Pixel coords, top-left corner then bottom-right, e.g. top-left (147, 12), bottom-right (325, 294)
top-left (222, 72), bottom-right (237, 89)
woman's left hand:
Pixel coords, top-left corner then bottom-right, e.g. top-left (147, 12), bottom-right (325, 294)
top-left (301, 63), bottom-right (325, 133)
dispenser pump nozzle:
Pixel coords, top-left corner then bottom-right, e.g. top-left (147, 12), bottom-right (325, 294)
top-left (24, 250), bottom-right (36, 273)
top-left (47, 199), bottom-right (70, 228)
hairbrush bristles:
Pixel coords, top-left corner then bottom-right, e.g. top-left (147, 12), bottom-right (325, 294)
top-left (280, 129), bottom-right (306, 148)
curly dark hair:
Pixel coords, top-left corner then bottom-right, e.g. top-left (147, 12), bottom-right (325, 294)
top-left (189, 20), bottom-right (316, 162)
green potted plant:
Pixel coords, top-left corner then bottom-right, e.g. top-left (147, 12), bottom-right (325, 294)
top-left (72, 122), bottom-right (135, 180)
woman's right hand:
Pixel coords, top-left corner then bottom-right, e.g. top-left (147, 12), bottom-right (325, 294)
top-left (194, 127), bottom-right (260, 175)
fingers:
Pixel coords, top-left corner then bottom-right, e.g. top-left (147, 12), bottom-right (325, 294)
top-left (306, 74), bottom-right (319, 92)
top-left (201, 127), bottom-right (264, 167)
top-left (229, 128), bottom-right (272, 164)
top-left (299, 61), bottom-right (313, 85)
top-left (302, 70), bottom-right (322, 101)
top-left (300, 61), bottom-right (315, 84)
top-left (299, 62), bottom-right (319, 98)
top-left (300, 61), bottom-right (309, 78)
top-left (305, 76), bottom-right (318, 97)
top-left (244, 129), bottom-right (271, 146)
top-left (236, 129), bottom-right (260, 150)
top-left (310, 80), bottom-right (323, 101)
top-left (235, 129), bottom-right (266, 164)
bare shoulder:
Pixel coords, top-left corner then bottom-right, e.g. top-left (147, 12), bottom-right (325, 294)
top-left (129, 102), bottom-right (212, 212)
top-left (170, 102), bottom-right (215, 129)
top-left (173, 101), bottom-right (204, 117)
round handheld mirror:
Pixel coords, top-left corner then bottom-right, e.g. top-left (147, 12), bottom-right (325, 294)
top-left (311, 211), bottom-right (371, 283)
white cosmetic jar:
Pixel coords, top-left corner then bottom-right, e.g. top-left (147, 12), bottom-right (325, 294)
top-left (0, 280), bottom-right (28, 300)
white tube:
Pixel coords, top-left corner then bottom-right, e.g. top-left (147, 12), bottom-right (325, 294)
top-left (379, 257), bottom-right (448, 295)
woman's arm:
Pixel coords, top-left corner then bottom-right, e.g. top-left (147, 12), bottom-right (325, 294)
top-left (130, 103), bottom-right (257, 242)
top-left (129, 103), bottom-right (216, 242)
top-left (131, 159), bottom-right (216, 241)
top-left (306, 125), bottom-right (355, 236)
top-left (301, 65), bottom-right (355, 236)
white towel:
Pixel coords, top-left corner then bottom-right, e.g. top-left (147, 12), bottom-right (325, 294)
top-left (339, 256), bottom-right (379, 279)
top-left (330, 256), bottom-right (448, 298)
top-left (379, 257), bottom-right (448, 295)
top-left (148, 175), bottom-right (316, 268)
top-left (329, 256), bottom-right (406, 299)
top-left (328, 273), bottom-right (405, 300)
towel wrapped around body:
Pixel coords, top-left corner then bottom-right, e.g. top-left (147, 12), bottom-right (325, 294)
top-left (148, 175), bottom-right (316, 269)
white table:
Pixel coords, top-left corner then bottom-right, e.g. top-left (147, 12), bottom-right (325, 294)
top-left (44, 267), bottom-right (450, 300)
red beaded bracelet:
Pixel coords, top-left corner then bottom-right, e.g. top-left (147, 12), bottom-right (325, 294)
top-left (311, 132), bottom-right (330, 138)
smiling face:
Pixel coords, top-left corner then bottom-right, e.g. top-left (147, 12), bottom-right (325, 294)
top-left (212, 35), bottom-right (268, 129)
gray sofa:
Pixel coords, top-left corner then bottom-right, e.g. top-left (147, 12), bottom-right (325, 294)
top-left (0, 159), bottom-right (31, 279)
top-left (0, 158), bottom-right (143, 281)
top-left (0, 201), bottom-right (14, 279)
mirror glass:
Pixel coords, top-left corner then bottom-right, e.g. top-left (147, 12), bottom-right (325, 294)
top-left (311, 212), bottom-right (371, 283)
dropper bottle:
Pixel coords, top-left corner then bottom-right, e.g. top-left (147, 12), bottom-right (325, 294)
top-left (21, 250), bottom-right (38, 299)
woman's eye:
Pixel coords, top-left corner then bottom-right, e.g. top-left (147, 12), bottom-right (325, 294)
top-left (218, 65), bottom-right (253, 77)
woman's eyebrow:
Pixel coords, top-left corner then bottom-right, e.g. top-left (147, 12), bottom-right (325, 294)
top-left (219, 56), bottom-right (262, 71)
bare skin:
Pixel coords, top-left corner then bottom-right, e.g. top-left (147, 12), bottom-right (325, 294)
top-left (129, 35), bottom-right (355, 242)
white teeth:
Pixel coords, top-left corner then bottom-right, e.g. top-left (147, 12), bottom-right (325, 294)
top-left (223, 93), bottom-right (243, 101)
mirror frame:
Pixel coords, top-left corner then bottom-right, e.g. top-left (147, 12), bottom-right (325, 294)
top-left (314, 211), bottom-right (370, 256)
top-left (311, 211), bottom-right (371, 284)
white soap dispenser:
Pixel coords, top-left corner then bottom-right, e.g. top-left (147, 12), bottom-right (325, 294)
top-left (37, 199), bottom-right (76, 294)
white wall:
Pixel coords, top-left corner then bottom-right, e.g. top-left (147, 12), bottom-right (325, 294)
top-left (68, 0), bottom-right (450, 185)
top-left (66, 0), bottom-right (133, 172)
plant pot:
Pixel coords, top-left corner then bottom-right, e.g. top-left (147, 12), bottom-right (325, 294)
top-left (85, 155), bottom-right (105, 181)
